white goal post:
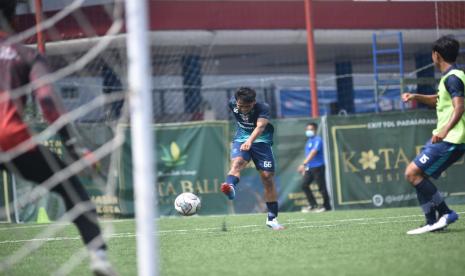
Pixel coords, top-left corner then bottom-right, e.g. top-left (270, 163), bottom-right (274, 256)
top-left (125, 0), bottom-right (158, 276)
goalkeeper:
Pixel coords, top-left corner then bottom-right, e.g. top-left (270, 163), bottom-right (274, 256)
top-left (0, 1), bottom-right (116, 275)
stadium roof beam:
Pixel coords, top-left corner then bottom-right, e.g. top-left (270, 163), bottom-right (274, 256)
top-left (44, 29), bottom-right (465, 54)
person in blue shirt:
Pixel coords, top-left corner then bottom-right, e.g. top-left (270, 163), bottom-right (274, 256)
top-left (297, 123), bottom-right (331, 212)
top-left (221, 87), bottom-right (284, 230)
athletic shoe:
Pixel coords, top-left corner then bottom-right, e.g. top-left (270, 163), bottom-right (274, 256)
top-left (221, 182), bottom-right (235, 200)
top-left (90, 250), bottom-right (118, 276)
top-left (429, 210), bottom-right (459, 232)
top-left (406, 224), bottom-right (436, 235)
top-left (301, 206), bottom-right (317, 213)
top-left (266, 218), bottom-right (285, 230)
top-left (313, 208), bottom-right (327, 213)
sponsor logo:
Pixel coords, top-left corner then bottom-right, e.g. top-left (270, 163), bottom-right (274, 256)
top-left (372, 194), bottom-right (384, 207)
top-left (358, 150), bottom-right (380, 170)
top-left (160, 142), bottom-right (188, 168)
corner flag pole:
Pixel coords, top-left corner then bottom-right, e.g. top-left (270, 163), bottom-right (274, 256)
top-left (304, 0), bottom-right (319, 117)
top-left (125, 0), bottom-right (158, 275)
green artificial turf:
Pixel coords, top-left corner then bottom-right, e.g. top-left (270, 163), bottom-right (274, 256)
top-left (1, 206), bottom-right (465, 276)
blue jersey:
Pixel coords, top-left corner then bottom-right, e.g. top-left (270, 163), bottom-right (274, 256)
top-left (228, 97), bottom-right (274, 144)
top-left (443, 65), bottom-right (465, 98)
top-left (304, 135), bottom-right (324, 168)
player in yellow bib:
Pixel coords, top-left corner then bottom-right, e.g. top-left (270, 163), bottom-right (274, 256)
top-left (402, 35), bottom-right (465, 235)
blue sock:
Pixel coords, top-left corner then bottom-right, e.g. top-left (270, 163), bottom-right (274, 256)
top-left (415, 178), bottom-right (439, 225)
top-left (226, 175), bottom-right (239, 187)
top-left (266, 202), bottom-right (278, 221)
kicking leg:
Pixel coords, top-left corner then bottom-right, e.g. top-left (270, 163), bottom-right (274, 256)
top-left (221, 157), bottom-right (248, 200)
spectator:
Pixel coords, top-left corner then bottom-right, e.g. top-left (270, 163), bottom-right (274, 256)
top-left (298, 122), bottom-right (331, 213)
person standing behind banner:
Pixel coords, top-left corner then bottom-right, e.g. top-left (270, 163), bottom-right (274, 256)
top-left (297, 123), bottom-right (331, 213)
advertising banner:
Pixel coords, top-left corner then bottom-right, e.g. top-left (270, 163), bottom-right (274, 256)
top-left (118, 121), bottom-right (230, 216)
top-left (326, 110), bottom-right (465, 209)
top-left (4, 111), bottom-right (465, 222)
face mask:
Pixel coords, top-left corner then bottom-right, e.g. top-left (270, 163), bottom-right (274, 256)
top-left (305, 130), bottom-right (315, 137)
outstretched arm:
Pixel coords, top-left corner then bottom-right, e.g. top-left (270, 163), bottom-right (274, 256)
top-left (29, 55), bottom-right (64, 123)
top-left (402, 93), bottom-right (438, 108)
top-left (29, 56), bottom-right (94, 164)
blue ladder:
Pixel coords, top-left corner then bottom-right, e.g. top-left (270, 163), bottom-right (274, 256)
top-left (372, 32), bottom-right (404, 112)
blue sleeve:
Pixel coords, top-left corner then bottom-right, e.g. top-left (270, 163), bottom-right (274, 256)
top-left (445, 75), bottom-right (464, 98)
top-left (228, 96), bottom-right (236, 111)
top-left (311, 137), bottom-right (323, 152)
top-left (257, 102), bottom-right (270, 120)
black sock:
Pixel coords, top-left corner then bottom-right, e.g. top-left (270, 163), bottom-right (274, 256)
top-left (415, 179), bottom-right (437, 225)
top-left (416, 178), bottom-right (451, 218)
top-left (436, 201), bottom-right (451, 217)
top-left (415, 178), bottom-right (437, 199)
top-left (266, 201), bottom-right (278, 221)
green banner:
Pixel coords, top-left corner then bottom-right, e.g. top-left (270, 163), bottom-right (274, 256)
top-left (326, 110), bottom-right (465, 209)
top-left (118, 121), bottom-right (230, 216)
top-left (271, 118), bottom-right (322, 212)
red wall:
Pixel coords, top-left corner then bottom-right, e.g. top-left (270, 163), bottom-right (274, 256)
top-left (148, 1), bottom-right (441, 30)
top-left (15, 1), bottom-right (465, 41)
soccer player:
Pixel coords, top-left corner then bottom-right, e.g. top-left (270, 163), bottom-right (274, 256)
top-left (297, 123), bottom-right (331, 213)
top-left (0, 1), bottom-right (116, 274)
top-left (221, 87), bottom-right (284, 230)
top-left (402, 35), bottom-right (465, 235)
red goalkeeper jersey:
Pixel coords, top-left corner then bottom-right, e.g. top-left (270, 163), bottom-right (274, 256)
top-left (0, 31), bottom-right (63, 151)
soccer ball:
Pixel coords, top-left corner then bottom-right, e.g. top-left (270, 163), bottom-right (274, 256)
top-left (174, 192), bottom-right (201, 216)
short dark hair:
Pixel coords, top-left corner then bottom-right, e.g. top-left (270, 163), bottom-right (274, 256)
top-left (307, 122), bottom-right (318, 130)
top-left (432, 35), bottom-right (460, 63)
top-left (0, 0), bottom-right (16, 24)
top-left (235, 87), bottom-right (256, 103)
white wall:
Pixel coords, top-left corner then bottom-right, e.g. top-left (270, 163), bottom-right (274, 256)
top-left (56, 76), bottom-right (105, 122)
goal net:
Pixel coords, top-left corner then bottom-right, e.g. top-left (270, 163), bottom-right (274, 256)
top-left (1, 0), bottom-right (465, 274)
top-left (0, 0), bottom-right (129, 274)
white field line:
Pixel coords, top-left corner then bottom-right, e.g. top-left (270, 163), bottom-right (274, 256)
top-left (296, 219), bottom-right (425, 229)
top-left (1, 211), bottom-right (463, 245)
top-left (0, 218), bottom-right (134, 231)
top-left (0, 236), bottom-right (81, 244)
top-left (0, 212), bottom-right (445, 232)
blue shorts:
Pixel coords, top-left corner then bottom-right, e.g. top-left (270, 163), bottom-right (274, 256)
top-left (414, 139), bottom-right (465, 179)
top-left (231, 142), bottom-right (275, 172)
